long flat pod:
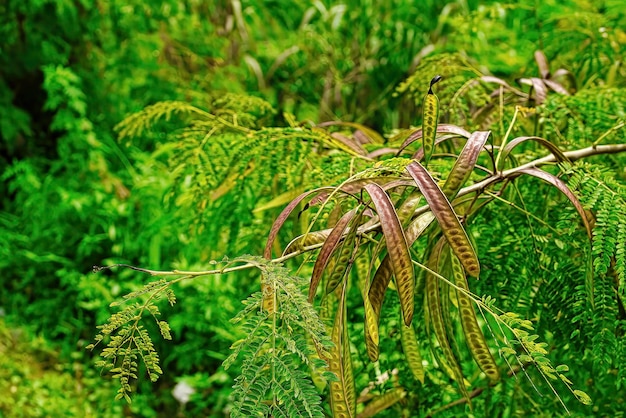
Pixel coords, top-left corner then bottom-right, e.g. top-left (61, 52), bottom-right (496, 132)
top-left (517, 168), bottom-right (592, 239)
top-left (364, 193), bottom-right (427, 325)
top-left (328, 282), bottom-right (356, 418)
top-left (284, 229), bottom-right (331, 255)
top-left (316, 120), bottom-right (385, 144)
top-left (395, 193), bottom-right (423, 226)
top-left (437, 252), bottom-right (458, 362)
top-left (441, 131), bottom-right (490, 199)
top-left (447, 245), bottom-right (500, 383)
top-left (357, 387), bottom-right (407, 418)
top-left (496, 136), bottom-right (570, 172)
top-left (309, 209), bottom-right (358, 302)
top-left (354, 248), bottom-right (381, 361)
top-left (264, 187), bottom-right (335, 259)
top-left (368, 212), bottom-right (436, 327)
top-left (400, 311), bottom-right (425, 383)
top-left (329, 131), bottom-right (368, 155)
top-left (398, 124), bottom-right (472, 154)
top-left (421, 75), bottom-right (442, 168)
top-left (364, 183), bottom-right (415, 325)
top-left (518, 77), bottom-right (548, 104)
top-left (325, 211), bottom-right (364, 294)
top-left (425, 237), bottom-right (470, 402)
top-left (306, 177), bottom-right (409, 209)
top-left (265, 177), bottom-right (404, 259)
top-left (312, 126), bottom-right (370, 158)
top-left (406, 161), bottom-right (480, 277)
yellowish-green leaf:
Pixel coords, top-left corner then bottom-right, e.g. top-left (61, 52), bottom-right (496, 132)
top-left (555, 364), bottom-right (569, 373)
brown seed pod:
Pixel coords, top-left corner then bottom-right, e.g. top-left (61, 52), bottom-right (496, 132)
top-left (448, 245), bottom-right (500, 383)
top-left (407, 161), bottom-right (480, 277)
top-left (364, 184), bottom-right (415, 325)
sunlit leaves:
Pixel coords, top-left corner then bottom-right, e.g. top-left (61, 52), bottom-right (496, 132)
top-left (574, 390), bottom-right (593, 406)
top-left (497, 311), bottom-right (590, 411)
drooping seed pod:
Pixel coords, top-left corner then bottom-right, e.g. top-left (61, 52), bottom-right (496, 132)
top-left (422, 75), bottom-right (442, 168)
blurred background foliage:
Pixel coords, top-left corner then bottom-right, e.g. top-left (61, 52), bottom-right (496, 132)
top-left (0, 0), bottom-right (624, 416)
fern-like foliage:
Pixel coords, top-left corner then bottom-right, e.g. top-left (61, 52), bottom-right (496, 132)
top-left (542, 87), bottom-right (626, 147)
top-left (114, 96), bottom-right (370, 257)
top-left (86, 278), bottom-right (176, 402)
top-left (564, 162), bottom-right (626, 294)
top-left (561, 162), bottom-right (626, 376)
top-left (494, 309), bottom-right (592, 408)
top-left (222, 256), bottom-right (334, 418)
top-left (90, 256), bottom-right (333, 415)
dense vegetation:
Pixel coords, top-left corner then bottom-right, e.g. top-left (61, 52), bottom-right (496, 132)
top-left (1, 1), bottom-right (625, 417)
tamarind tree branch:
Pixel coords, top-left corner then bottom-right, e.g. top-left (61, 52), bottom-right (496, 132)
top-left (426, 364), bottom-right (524, 417)
top-left (94, 143), bottom-right (626, 275)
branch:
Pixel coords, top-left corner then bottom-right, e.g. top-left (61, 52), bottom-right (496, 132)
top-left (93, 262), bottom-right (255, 277)
top-left (506, 143), bottom-right (626, 173)
top-left (95, 143), bottom-right (626, 274)
top-left (296, 143), bottom-right (626, 255)
top-left (91, 242), bottom-right (326, 278)
top-left (460, 143), bottom-right (626, 198)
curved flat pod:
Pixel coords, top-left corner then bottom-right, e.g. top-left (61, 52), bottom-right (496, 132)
top-left (364, 183), bottom-right (415, 325)
top-left (406, 161), bottom-right (480, 277)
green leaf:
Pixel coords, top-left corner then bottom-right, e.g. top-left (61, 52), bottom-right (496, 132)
top-left (573, 390), bottom-right (592, 405)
